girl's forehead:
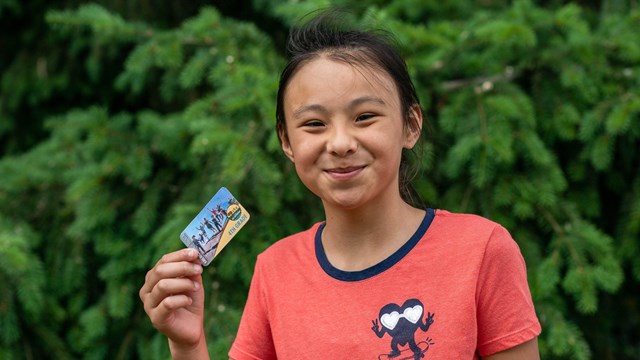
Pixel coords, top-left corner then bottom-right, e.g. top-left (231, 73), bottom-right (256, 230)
top-left (284, 57), bottom-right (399, 104)
top-left (298, 56), bottom-right (393, 84)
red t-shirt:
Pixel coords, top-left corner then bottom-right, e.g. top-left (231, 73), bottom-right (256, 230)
top-left (229, 209), bottom-right (541, 359)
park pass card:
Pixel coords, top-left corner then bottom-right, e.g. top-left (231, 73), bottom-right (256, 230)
top-left (180, 187), bottom-right (250, 266)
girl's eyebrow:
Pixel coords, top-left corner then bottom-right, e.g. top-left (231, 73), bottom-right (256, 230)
top-left (349, 96), bottom-right (386, 108)
top-left (292, 104), bottom-right (329, 119)
top-left (292, 96), bottom-right (386, 119)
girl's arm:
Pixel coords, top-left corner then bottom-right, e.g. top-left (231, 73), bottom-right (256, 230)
top-left (482, 337), bottom-right (540, 360)
top-left (168, 335), bottom-right (210, 360)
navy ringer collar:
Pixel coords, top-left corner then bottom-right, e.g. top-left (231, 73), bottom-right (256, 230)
top-left (315, 208), bottom-right (435, 282)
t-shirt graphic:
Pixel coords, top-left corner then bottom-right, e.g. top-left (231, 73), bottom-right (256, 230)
top-left (372, 298), bottom-right (435, 359)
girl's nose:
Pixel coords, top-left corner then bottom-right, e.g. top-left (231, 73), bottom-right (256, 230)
top-left (327, 124), bottom-right (358, 156)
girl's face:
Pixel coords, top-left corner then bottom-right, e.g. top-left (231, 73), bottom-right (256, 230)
top-left (280, 57), bottom-right (421, 210)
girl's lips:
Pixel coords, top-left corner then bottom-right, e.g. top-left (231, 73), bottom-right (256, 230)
top-left (325, 166), bottom-right (365, 180)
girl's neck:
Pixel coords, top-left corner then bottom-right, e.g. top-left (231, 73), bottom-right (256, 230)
top-left (321, 197), bottom-right (425, 272)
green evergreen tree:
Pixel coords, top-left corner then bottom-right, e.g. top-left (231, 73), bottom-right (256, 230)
top-left (1, 0), bottom-right (638, 359)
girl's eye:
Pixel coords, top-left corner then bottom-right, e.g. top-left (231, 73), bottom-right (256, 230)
top-left (303, 120), bottom-right (324, 128)
top-left (356, 113), bottom-right (376, 122)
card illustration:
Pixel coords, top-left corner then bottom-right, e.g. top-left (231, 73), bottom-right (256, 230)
top-left (180, 187), bottom-right (250, 266)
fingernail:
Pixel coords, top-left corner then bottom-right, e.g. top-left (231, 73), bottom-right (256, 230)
top-left (188, 249), bottom-right (196, 257)
top-left (194, 281), bottom-right (200, 290)
top-left (193, 265), bottom-right (202, 273)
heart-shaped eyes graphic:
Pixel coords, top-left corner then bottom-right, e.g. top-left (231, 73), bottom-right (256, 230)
top-left (380, 305), bottom-right (423, 330)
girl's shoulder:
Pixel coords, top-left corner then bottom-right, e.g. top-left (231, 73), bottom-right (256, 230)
top-left (430, 209), bottom-right (515, 250)
top-left (433, 209), bottom-right (503, 231)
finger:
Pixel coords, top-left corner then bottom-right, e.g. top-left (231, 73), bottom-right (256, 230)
top-left (142, 259), bottom-right (203, 295)
top-left (142, 249), bottom-right (198, 286)
top-left (159, 248), bottom-right (200, 264)
top-left (139, 249), bottom-right (200, 305)
top-left (148, 294), bottom-right (194, 328)
top-left (146, 277), bottom-right (201, 309)
top-left (140, 264), bottom-right (202, 310)
top-left (158, 249), bottom-right (201, 271)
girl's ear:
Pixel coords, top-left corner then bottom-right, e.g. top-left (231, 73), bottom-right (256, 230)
top-left (404, 104), bottom-right (423, 149)
top-left (279, 128), bottom-right (295, 162)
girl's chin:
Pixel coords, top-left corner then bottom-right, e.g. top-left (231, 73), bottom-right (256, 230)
top-left (320, 191), bottom-right (372, 210)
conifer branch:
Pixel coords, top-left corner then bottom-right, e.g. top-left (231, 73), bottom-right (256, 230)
top-left (475, 92), bottom-right (488, 143)
top-left (460, 185), bottom-right (473, 211)
top-left (115, 312), bottom-right (142, 360)
top-left (441, 66), bottom-right (518, 92)
top-left (539, 206), bottom-right (584, 269)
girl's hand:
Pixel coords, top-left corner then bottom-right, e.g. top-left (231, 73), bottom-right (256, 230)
top-left (139, 249), bottom-right (206, 351)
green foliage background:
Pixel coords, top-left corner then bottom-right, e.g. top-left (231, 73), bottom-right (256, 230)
top-left (1, 0), bottom-right (638, 359)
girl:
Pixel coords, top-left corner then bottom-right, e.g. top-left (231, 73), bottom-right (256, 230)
top-left (139, 11), bottom-right (541, 360)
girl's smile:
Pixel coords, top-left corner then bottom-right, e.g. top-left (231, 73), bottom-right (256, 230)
top-left (324, 165), bottom-right (366, 181)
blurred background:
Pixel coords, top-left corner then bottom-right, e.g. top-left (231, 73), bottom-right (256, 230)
top-left (1, 0), bottom-right (638, 358)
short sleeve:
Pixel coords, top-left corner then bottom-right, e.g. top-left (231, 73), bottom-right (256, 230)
top-left (476, 225), bottom-right (542, 356)
top-left (228, 257), bottom-right (277, 360)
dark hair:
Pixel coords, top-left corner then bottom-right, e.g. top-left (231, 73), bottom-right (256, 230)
top-left (275, 10), bottom-right (425, 207)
